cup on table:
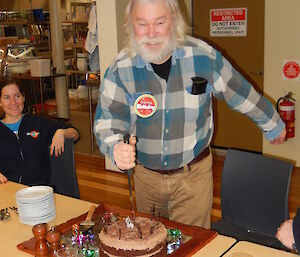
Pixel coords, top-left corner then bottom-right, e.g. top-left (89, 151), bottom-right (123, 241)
top-left (56, 247), bottom-right (78, 257)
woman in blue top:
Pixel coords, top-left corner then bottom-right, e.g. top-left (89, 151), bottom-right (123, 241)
top-left (0, 78), bottom-right (79, 185)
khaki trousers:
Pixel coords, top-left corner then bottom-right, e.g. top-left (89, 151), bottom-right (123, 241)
top-left (133, 153), bottom-right (213, 229)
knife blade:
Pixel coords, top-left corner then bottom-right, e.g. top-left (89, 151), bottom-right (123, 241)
top-left (123, 134), bottom-right (136, 222)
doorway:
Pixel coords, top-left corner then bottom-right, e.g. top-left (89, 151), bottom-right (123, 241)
top-left (192, 0), bottom-right (265, 152)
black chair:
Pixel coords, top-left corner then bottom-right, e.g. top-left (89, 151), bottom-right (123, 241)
top-left (50, 138), bottom-right (80, 199)
top-left (212, 149), bottom-right (293, 249)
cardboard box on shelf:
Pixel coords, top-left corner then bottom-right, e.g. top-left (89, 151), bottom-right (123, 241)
top-left (28, 59), bottom-right (50, 77)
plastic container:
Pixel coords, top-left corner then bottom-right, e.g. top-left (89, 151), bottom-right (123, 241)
top-left (29, 59), bottom-right (50, 77)
top-left (7, 62), bottom-right (30, 74)
top-left (68, 89), bottom-right (78, 99)
top-left (77, 85), bottom-right (88, 98)
top-left (77, 53), bottom-right (88, 72)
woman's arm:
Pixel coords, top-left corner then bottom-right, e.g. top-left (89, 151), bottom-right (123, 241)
top-left (60, 128), bottom-right (80, 140)
top-left (0, 172), bottom-right (8, 184)
top-left (50, 128), bottom-right (79, 157)
top-left (276, 219), bottom-right (294, 249)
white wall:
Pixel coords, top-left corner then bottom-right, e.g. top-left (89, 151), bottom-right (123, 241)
top-left (97, 0), bottom-right (125, 171)
top-left (97, 0), bottom-right (118, 80)
top-left (178, 0), bottom-right (191, 25)
top-left (116, 0), bottom-right (130, 50)
top-left (97, 0), bottom-right (129, 77)
top-left (263, 0), bottom-right (300, 166)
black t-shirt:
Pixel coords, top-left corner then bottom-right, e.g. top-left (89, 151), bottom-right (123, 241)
top-left (151, 57), bottom-right (172, 81)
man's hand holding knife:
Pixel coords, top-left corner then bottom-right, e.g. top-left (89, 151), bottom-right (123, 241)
top-left (113, 135), bottom-right (137, 171)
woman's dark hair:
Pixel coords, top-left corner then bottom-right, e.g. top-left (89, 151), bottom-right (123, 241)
top-left (0, 78), bottom-right (25, 96)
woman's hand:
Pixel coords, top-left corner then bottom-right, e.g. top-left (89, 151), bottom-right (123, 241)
top-left (276, 219), bottom-right (295, 249)
top-left (0, 172), bottom-right (8, 184)
top-left (50, 129), bottom-right (65, 157)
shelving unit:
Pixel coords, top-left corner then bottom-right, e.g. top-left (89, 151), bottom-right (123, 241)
top-left (62, 19), bottom-right (88, 60)
top-left (0, 20), bottom-right (51, 58)
top-left (62, 0), bottom-right (92, 83)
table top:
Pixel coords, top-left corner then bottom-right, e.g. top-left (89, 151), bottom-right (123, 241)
top-left (1, 182), bottom-right (294, 257)
top-left (223, 241), bottom-right (298, 257)
top-left (0, 182), bottom-right (225, 257)
top-left (0, 182), bottom-right (93, 257)
top-left (193, 235), bottom-right (236, 257)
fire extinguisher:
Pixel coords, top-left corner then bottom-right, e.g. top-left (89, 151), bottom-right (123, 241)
top-left (276, 92), bottom-right (296, 139)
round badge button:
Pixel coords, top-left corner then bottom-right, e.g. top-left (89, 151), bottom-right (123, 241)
top-left (134, 94), bottom-right (157, 118)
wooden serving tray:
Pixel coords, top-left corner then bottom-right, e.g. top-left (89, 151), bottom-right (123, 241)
top-left (17, 203), bottom-right (217, 257)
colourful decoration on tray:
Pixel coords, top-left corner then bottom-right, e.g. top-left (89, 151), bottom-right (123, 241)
top-left (81, 247), bottom-right (99, 257)
top-left (72, 224), bottom-right (80, 237)
top-left (71, 229), bottom-right (96, 248)
top-left (167, 228), bottom-right (182, 255)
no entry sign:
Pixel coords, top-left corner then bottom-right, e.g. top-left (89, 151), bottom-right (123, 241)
top-left (210, 8), bottom-right (247, 37)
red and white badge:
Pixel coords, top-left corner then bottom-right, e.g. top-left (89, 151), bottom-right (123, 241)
top-left (134, 94), bottom-right (157, 118)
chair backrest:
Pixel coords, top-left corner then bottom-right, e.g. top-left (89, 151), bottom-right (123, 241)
top-left (221, 149), bottom-right (293, 238)
top-left (50, 138), bottom-right (80, 199)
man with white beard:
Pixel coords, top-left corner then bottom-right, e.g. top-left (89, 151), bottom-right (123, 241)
top-left (94, 0), bottom-right (286, 229)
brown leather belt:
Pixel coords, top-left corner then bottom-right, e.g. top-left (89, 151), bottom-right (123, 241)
top-left (145, 146), bottom-right (210, 175)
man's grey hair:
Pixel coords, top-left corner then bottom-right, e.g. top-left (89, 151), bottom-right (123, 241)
top-left (124, 0), bottom-right (189, 56)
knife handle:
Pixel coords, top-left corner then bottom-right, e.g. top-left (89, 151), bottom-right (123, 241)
top-left (123, 134), bottom-right (133, 176)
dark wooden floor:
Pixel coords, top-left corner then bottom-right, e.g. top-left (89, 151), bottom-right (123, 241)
top-left (74, 152), bottom-right (300, 222)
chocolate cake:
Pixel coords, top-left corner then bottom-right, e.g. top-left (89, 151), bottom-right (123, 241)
top-left (99, 216), bottom-right (167, 257)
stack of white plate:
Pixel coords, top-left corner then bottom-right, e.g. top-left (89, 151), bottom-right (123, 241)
top-left (15, 186), bottom-right (56, 226)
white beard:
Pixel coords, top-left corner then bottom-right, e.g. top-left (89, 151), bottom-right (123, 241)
top-left (132, 35), bottom-right (174, 64)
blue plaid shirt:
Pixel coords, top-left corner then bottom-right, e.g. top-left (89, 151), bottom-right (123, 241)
top-left (94, 36), bottom-right (284, 170)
